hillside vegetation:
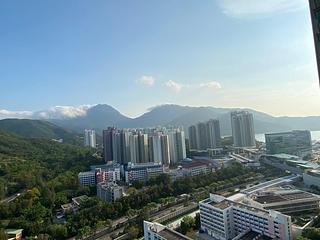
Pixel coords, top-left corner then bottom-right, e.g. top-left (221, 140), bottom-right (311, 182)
top-left (0, 130), bottom-right (100, 199)
top-left (0, 119), bottom-right (83, 145)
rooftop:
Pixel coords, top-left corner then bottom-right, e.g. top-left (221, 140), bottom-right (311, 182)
top-left (208, 198), bottom-right (269, 217)
top-left (158, 228), bottom-right (192, 240)
top-left (269, 153), bottom-right (300, 160)
top-left (5, 229), bottom-right (23, 234)
top-left (181, 160), bottom-right (210, 169)
top-left (254, 190), bottom-right (318, 204)
top-left (72, 195), bottom-right (89, 205)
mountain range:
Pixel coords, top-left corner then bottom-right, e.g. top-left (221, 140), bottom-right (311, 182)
top-left (1, 104), bottom-right (320, 136)
top-left (41, 104), bottom-right (320, 136)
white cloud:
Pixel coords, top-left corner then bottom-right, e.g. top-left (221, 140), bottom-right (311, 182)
top-left (0, 109), bottom-right (33, 119)
top-left (199, 81), bottom-right (222, 90)
top-left (0, 105), bottom-right (95, 120)
top-left (218, 0), bottom-right (306, 18)
top-left (34, 105), bottom-right (94, 119)
top-left (164, 80), bottom-right (222, 93)
top-left (139, 75), bottom-right (155, 86)
top-left (165, 80), bottom-right (182, 92)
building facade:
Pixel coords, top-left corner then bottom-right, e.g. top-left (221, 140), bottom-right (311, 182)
top-left (78, 171), bottom-right (96, 186)
top-left (125, 162), bottom-right (164, 183)
top-left (231, 111), bottom-right (255, 148)
top-left (200, 194), bottom-right (293, 240)
top-left (103, 127), bottom-right (116, 162)
top-left (265, 130), bottom-right (312, 158)
top-left (97, 182), bottom-right (123, 202)
top-left (84, 129), bottom-right (96, 148)
top-left (309, 0), bottom-right (320, 82)
top-left (188, 119), bottom-right (221, 151)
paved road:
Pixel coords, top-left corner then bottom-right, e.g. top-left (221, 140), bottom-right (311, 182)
top-left (0, 189), bottom-right (25, 203)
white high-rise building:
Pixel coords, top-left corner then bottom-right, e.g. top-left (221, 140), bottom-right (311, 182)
top-left (231, 111), bottom-right (255, 148)
top-left (84, 129), bottom-right (96, 148)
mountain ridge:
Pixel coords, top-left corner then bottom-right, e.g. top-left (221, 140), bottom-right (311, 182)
top-left (1, 104), bottom-right (320, 136)
top-left (46, 104), bottom-right (320, 135)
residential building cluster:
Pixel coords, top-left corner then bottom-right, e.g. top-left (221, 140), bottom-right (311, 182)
top-left (188, 119), bottom-right (221, 150)
top-left (103, 127), bottom-right (186, 166)
top-left (78, 164), bottom-right (121, 186)
top-left (231, 111), bottom-right (256, 148)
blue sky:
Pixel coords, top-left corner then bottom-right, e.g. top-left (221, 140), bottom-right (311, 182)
top-left (0, 0), bottom-right (319, 117)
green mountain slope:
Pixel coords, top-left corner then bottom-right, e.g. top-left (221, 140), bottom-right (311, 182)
top-left (0, 119), bottom-right (83, 145)
top-left (0, 130), bottom-right (99, 198)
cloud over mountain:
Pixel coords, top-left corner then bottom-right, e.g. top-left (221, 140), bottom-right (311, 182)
top-left (0, 105), bottom-right (95, 120)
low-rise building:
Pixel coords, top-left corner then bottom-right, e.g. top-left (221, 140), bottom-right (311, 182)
top-left (251, 189), bottom-right (320, 215)
top-left (143, 221), bottom-right (192, 240)
top-left (78, 171), bottom-right (96, 186)
top-left (97, 182), bottom-right (123, 202)
top-left (265, 130), bottom-right (312, 158)
top-left (61, 195), bottom-right (89, 213)
top-left (260, 154), bottom-right (320, 174)
top-left (5, 229), bottom-right (23, 240)
top-left (200, 193), bottom-right (293, 240)
top-left (181, 160), bottom-right (211, 177)
top-left (79, 164), bottom-right (121, 186)
top-left (125, 162), bottom-right (164, 183)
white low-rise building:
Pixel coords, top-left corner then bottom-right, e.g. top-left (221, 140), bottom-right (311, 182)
top-left (78, 171), bottom-right (96, 186)
top-left (125, 162), bottom-right (164, 183)
top-left (97, 182), bottom-right (123, 203)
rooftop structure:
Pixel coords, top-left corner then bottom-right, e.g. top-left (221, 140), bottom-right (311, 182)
top-left (143, 221), bottom-right (192, 240)
top-left (303, 169), bottom-right (320, 188)
top-left (251, 189), bottom-right (320, 215)
top-left (241, 175), bottom-right (298, 195)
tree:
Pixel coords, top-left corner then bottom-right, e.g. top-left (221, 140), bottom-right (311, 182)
top-left (195, 213), bottom-right (201, 230)
top-left (302, 227), bottom-right (320, 240)
top-left (0, 229), bottom-right (7, 240)
top-left (77, 226), bottom-right (91, 239)
top-left (48, 224), bottom-right (68, 240)
top-left (127, 226), bottom-right (139, 239)
top-left (297, 237), bottom-right (311, 240)
top-left (179, 216), bottom-right (195, 235)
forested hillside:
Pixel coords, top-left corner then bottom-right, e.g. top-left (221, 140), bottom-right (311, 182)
top-left (0, 130), bottom-right (103, 237)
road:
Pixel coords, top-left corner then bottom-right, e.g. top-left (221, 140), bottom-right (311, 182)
top-left (167, 209), bottom-right (200, 229)
top-left (0, 189), bottom-right (25, 204)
